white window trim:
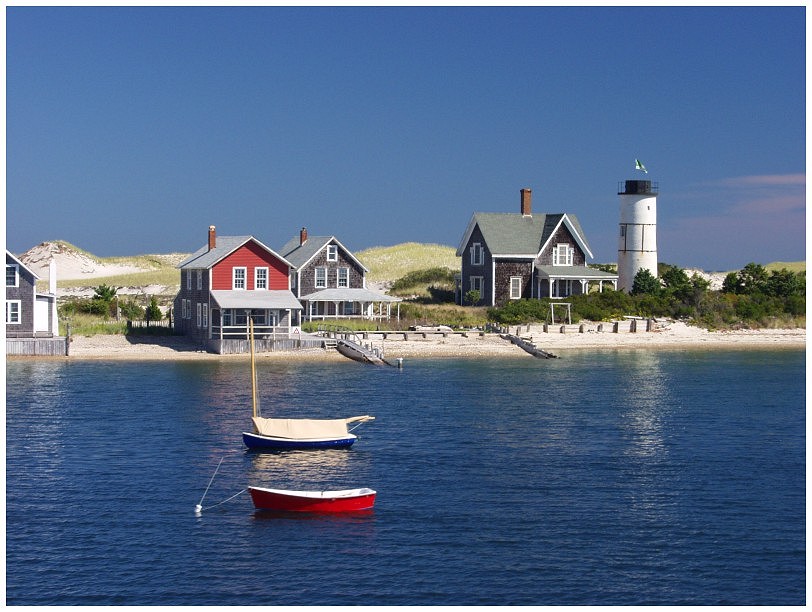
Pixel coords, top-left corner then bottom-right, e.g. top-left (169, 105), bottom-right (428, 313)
top-left (233, 267), bottom-right (247, 290)
top-left (470, 276), bottom-right (483, 292)
top-left (186, 270), bottom-right (192, 290)
top-left (510, 276), bottom-right (522, 299)
top-left (255, 267), bottom-right (268, 290)
top-left (553, 244), bottom-right (574, 267)
top-left (202, 304), bottom-right (208, 328)
top-left (470, 242), bottom-right (483, 266)
top-left (6, 264), bottom-right (19, 287)
top-left (6, 300), bottom-right (21, 324)
top-left (315, 267), bottom-right (327, 288)
top-left (196, 270), bottom-right (202, 290)
top-left (326, 245), bottom-right (338, 261)
top-left (337, 267), bottom-right (349, 288)
top-left (196, 303), bottom-right (202, 327)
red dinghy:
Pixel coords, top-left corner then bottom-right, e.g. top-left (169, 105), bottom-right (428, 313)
top-left (248, 486), bottom-right (376, 513)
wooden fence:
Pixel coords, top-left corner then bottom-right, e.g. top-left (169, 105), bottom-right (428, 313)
top-left (6, 337), bottom-right (69, 356)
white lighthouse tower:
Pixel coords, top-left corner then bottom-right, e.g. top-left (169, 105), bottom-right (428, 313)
top-left (617, 178), bottom-right (658, 292)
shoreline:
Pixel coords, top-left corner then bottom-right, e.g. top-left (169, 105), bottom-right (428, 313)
top-left (8, 322), bottom-right (805, 362)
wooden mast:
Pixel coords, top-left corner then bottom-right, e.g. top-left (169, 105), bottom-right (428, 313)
top-left (250, 318), bottom-right (258, 419)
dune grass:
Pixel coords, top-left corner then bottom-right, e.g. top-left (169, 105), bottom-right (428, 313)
top-left (356, 243), bottom-right (460, 284)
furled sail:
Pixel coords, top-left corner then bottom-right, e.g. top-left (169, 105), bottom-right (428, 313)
top-left (252, 415), bottom-right (374, 440)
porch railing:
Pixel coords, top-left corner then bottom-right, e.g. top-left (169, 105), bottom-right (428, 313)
top-left (211, 324), bottom-right (294, 339)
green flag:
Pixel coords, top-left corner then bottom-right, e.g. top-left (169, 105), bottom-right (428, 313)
top-left (635, 159), bottom-right (648, 173)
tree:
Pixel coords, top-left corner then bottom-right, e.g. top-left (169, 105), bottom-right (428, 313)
top-left (145, 296), bottom-right (163, 321)
top-left (631, 268), bottom-right (661, 296)
top-left (765, 269), bottom-right (803, 298)
top-left (736, 263), bottom-right (769, 295)
top-left (464, 290), bottom-right (481, 306)
top-left (91, 284), bottom-right (118, 318)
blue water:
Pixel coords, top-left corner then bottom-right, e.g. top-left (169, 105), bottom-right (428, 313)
top-left (6, 349), bottom-right (805, 605)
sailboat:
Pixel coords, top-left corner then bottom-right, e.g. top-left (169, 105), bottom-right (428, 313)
top-left (241, 320), bottom-right (375, 450)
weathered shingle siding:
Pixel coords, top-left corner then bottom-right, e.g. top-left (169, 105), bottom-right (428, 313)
top-left (538, 225), bottom-right (586, 266)
top-left (494, 260), bottom-right (533, 307)
top-left (6, 258), bottom-right (36, 336)
top-left (298, 245), bottom-right (365, 296)
top-left (173, 268), bottom-right (211, 344)
top-left (459, 224), bottom-right (492, 305)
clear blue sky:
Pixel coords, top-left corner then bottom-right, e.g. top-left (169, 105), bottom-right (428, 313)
top-left (5, 5), bottom-right (806, 271)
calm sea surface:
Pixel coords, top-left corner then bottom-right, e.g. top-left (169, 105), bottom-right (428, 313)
top-left (6, 348), bottom-right (805, 605)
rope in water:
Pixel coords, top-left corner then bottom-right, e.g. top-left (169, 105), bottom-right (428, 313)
top-left (198, 488), bottom-right (247, 512)
top-left (196, 457), bottom-right (224, 511)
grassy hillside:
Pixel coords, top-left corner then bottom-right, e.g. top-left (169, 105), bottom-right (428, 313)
top-left (356, 243), bottom-right (460, 284)
top-left (32, 239), bottom-right (802, 290)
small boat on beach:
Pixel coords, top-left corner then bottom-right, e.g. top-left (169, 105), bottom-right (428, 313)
top-left (248, 485), bottom-right (377, 513)
top-left (336, 338), bottom-right (400, 367)
top-left (242, 320), bottom-right (375, 450)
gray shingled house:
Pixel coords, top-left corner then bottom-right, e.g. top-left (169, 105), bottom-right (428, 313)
top-left (456, 189), bottom-right (618, 307)
top-left (279, 228), bottom-right (401, 322)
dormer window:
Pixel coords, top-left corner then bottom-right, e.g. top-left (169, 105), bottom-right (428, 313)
top-left (327, 245), bottom-right (338, 261)
top-left (470, 242), bottom-right (484, 266)
top-left (553, 244), bottom-right (574, 266)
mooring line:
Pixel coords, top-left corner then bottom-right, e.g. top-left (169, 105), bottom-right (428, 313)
top-left (198, 488), bottom-right (247, 512)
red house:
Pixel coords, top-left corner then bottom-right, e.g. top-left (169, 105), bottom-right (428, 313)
top-left (174, 226), bottom-right (305, 353)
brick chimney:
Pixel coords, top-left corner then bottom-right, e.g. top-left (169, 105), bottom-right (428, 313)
top-left (208, 225), bottom-right (216, 251)
top-left (300, 227), bottom-right (308, 245)
top-left (520, 188), bottom-right (532, 216)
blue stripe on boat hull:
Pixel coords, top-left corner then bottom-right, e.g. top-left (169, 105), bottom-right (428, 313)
top-left (242, 432), bottom-right (356, 450)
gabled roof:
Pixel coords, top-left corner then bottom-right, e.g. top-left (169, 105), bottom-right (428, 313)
top-left (456, 212), bottom-right (593, 260)
top-left (6, 250), bottom-right (40, 279)
top-left (178, 236), bottom-right (292, 270)
top-left (279, 235), bottom-right (368, 273)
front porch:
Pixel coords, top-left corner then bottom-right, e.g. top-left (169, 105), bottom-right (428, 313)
top-left (208, 289), bottom-right (306, 354)
top-left (299, 288), bottom-right (402, 322)
top-left (535, 265), bottom-right (619, 299)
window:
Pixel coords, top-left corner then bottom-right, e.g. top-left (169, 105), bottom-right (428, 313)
top-left (344, 301), bottom-right (355, 315)
top-left (196, 270), bottom-right (202, 290)
top-left (6, 300), bottom-right (20, 324)
top-left (470, 276), bottom-right (483, 293)
top-left (6, 264), bottom-right (19, 287)
top-left (233, 267), bottom-right (247, 290)
top-left (255, 267), bottom-right (268, 290)
top-left (327, 245), bottom-right (338, 261)
top-left (315, 267), bottom-right (327, 288)
top-left (222, 309), bottom-right (232, 326)
top-left (470, 243), bottom-right (484, 266)
top-left (202, 304), bottom-right (208, 328)
top-left (337, 267), bottom-right (349, 288)
top-left (196, 303), bottom-right (202, 327)
top-left (251, 310), bottom-right (267, 325)
top-left (186, 270), bottom-right (191, 290)
top-left (553, 244), bottom-right (573, 266)
top-left (510, 277), bottom-right (523, 299)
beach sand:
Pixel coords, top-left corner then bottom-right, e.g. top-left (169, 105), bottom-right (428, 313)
top-left (49, 321), bottom-right (805, 362)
